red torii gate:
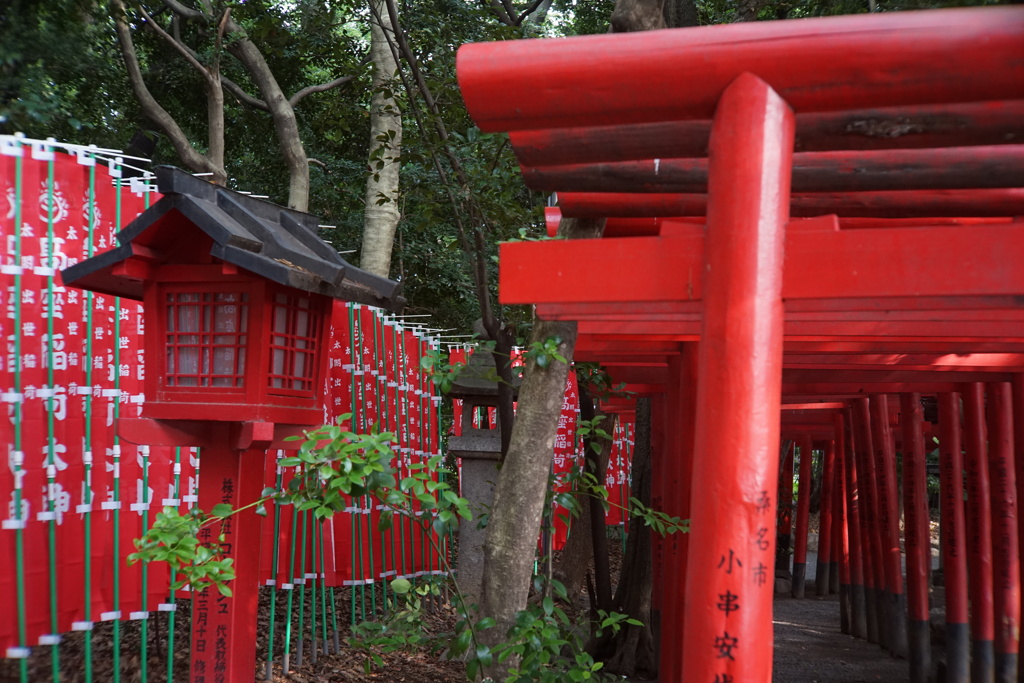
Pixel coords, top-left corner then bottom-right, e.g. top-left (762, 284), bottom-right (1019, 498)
top-left (457, 7), bottom-right (1024, 683)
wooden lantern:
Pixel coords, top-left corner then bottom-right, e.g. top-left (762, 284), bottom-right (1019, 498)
top-left (61, 166), bottom-right (403, 683)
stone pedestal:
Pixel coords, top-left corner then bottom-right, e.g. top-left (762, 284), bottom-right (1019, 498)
top-left (450, 435), bottom-right (501, 608)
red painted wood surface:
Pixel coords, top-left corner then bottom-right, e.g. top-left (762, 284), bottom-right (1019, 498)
top-left (792, 435), bottom-right (814, 598)
top-left (816, 438), bottom-right (835, 598)
top-left (842, 410), bottom-right (868, 639)
top-left (963, 382), bottom-right (996, 679)
top-left (1014, 376), bottom-right (1024, 658)
top-left (938, 393), bottom-right (970, 683)
top-left (901, 394), bottom-right (930, 621)
top-left (852, 398), bottom-right (883, 644)
top-left (557, 188), bottom-right (1024, 218)
top-left (190, 446), bottom-right (265, 683)
top-left (984, 382), bottom-right (1020, 670)
top-left (511, 100), bottom-right (1024, 168)
top-left (835, 429), bottom-right (851, 618)
top-left (501, 220), bottom-right (1024, 305)
top-left (458, 7), bottom-right (1024, 132)
top-left (681, 74), bottom-right (792, 683)
top-left (870, 395), bottom-right (907, 656)
top-left (901, 393), bottom-right (931, 682)
top-left (660, 348), bottom-right (698, 681)
top-left (523, 145), bottom-right (1024, 194)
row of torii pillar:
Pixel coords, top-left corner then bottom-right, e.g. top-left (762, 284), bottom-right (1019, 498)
top-left (456, 6), bottom-right (1024, 682)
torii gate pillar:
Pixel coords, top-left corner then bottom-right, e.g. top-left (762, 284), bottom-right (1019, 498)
top-left (681, 73), bottom-right (794, 682)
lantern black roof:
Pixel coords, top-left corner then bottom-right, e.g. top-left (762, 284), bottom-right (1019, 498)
top-left (62, 166), bottom-right (404, 311)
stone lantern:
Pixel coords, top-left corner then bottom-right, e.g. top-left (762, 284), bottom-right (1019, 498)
top-left (61, 166), bottom-right (402, 683)
top-left (446, 348), bottom-right (518, 605)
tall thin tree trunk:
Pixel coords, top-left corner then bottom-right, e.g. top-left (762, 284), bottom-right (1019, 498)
top-left (479, 216), bottom-right (604, 680)
top-left (361, 0), bottom-right (403, 278)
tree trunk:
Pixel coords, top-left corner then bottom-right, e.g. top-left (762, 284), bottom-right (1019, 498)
top-left (361, 0), bottom-right (403, 278)
top-left (226, 32), bottom-right (311, 211)
top-left (594, 397), bottom-right (657, 678)
top-left (479, 216), bottom-right (604, 680)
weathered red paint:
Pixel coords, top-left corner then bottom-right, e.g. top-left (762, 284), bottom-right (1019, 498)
top-left (681, 74), bottom-right (793, 683)
top-left (556, 189), bottom-right (1024, 218)
top-left (984, 382), bottom-right (1020, 679)
top-left (523, 145), bottom-right (1024, 194)
top-left (816, 439), bottom-right (835, 598)
top-left (900, 393), bottom-right (931, 683)
top-left (458, 7), bottom-right (1024, 132)
top-left (792, 435), bottom-right (814, 598)
top-left (869, 394), bottom-right (907, 657)
top-left (938, 393), bottom-right (970, 683)
top-left (963, 382), bottom-right (996, 681)
top-left (510, 100), bottom-right (1024, 168)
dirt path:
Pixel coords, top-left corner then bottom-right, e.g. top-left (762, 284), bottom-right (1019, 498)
top-left (773, 594), bottom-right (907, 683)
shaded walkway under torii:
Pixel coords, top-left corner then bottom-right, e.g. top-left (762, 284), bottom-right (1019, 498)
top-left (456, 7), bottom-right (1024, 683)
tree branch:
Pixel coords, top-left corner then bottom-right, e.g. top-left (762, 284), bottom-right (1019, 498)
top-left (157, 0), bottom-right (206, 21)
top-left (485, 0), bottom-right (515, 25)
top-left (137, 3), bottom-right (212, 81)
top-left (111, 0), bottom-right (215, 176)
top-left (512, 0), bottom-right (549, 25)
top-left (288, 74), bottom-right (358, 108)
top-left (221, 75), bottom-right (270, 111)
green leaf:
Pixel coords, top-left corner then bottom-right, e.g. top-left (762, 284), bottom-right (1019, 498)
top-left (217, 583), bottom-right (233, 598)
top-left (391, 577), bottom-right (412, 594)
top-left (210, 503), bottom-right (233, 519)
top-left (254, 504), bottom-right (268, 517)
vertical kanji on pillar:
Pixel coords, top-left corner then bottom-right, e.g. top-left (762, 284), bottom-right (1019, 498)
top-left (681, 73), bottom-right (794, 683)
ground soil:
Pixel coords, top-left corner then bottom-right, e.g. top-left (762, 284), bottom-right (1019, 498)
top-left (1, 514), bottom-right (941, 683)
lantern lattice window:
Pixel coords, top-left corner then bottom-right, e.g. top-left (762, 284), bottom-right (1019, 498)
top-left (164, 289), bottom-right (249, 389)
top-left (267, 290), bottom-right (322, 396)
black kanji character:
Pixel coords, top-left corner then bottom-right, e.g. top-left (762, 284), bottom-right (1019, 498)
top-left (716, 590), bottom-right (740, 617)
top-left (717, 549), bottom-right (742, 574)
top-left (755, 527), bottom-right (769, 551)
top-left (714, 631), bottom-right (739, 661)
top-left (753, 562), bottom-right (768, 587)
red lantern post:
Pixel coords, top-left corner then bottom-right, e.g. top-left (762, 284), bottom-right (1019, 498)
top-left (62, 167), bottom-right (403, 682)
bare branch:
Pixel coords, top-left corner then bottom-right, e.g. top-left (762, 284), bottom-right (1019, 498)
top-left (500, 0), bottom-right (518, 23)
top-left (221, 76), bottom-right (270, 111)
top-left (512, 0), bottom-right (549, 26)
top-left (157, 0), bottom-right (206, 21)
top-left (111, 0), bottom-right (215, 176)
top-left (288, 74), bottom-right (358, 108)
top-left (485, 0), bottom-right (514, 25)
top-left (137, 3), bottom-right (212, 80)
top-left (308, 158), bottom-right (328, 171)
